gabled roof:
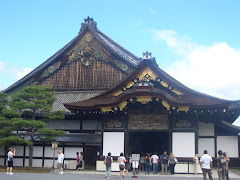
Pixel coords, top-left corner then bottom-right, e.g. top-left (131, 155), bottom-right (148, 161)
top-left (64, 58), bottom-right (240, 113)
top-left (4, 17), bottom-right (141, 94)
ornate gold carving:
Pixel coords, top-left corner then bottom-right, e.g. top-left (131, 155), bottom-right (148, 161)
top-left (129, 114), bottom-right (168, 130)
top-left (177, 106), bottom-right (189, 112)
top-left (121, 63), bottom-right (128, 71)
top-left (136, 96), bottom-right (152, 104)
top-left (137, 67), bottom-right (158, 81)
top-left (84, 33), bottom-right (93, 43)
top-left (161, 81), bottom-right (168, 88)
top-left (42, 61), bottom-right (61, 77)
top-left (101, 107), bottom-right (112, 112)
top-left (126, 82), bottom-right (134, 89)
top-left (171, 89), bottom-right (184, 95)
top-left (111, 89), bottom-right (123, 96)
top-left (107, 120), bottom-right (122, 128)
top-left (119, 101), bottom-right (128, 110)
top-left (176, 120), bottom-right (192, 128)
top-left (162, 101), bottom-right (170, 110)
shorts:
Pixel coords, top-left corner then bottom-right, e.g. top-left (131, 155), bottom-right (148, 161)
top-left (8, 160), bottom-right (13, 167)
top-left (58, 163), bottom-right (63, 168)
top-left (119, 165), bottom-right (125, 171)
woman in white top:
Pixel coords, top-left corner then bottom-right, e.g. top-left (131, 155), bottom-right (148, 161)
top-left (193, 154), bottom-right (199, 175)
top-left (118, 152), bottom-right (126, 178)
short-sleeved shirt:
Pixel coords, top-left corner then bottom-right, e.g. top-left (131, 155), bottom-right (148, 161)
top-left (151, 155), bottom-right (159, 164)
top-left (217, 156), bottom-right (226, 169)
top-left (161, 155), bottom-right (168, 164)
top-left (200, 154), bottom-right (213, 169)
top-left (8, 151), bottom-right (13, 161)
top-left (140, 156), bottom-right (145, 163)
top-left (76, 155), bottom-right (80, 162)
top-left (79, 154), bottom-right (83, 161)
top-left (57, 153), bottom-right (64, 164)
top-left (118, 156), bottom-right (126, 165)
top-left (168, 156), bottom-right (176, 164)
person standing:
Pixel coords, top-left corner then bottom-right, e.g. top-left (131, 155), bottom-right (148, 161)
top-left (104, 152), bottom-right (113, 178)
top-left (151, 152), bottom-right (159, 174)
top-left (139, 153), bottom-right (145, 171)
top-left (79, 152), bottom-right (83, 170)
top-left (118, 152), bottom-right (126, 179)
top-left (223, 152), bottom-right (230, 180)
top-left (57, 150), bottom-right (64, 175)
top-left (124, 154), bottom-right (131, 177)
top-left (217, 150), bottom-right (226, 180)
top-left (193, 154), bottom-right (199, 175)
top-left (160, 151), bottom-right (168, 175)
top-left (76, 152), bottom-right (80, 170)
top-left (168, 152), bottom-right (177, 175)
top-left (6, 148), bottom-right (15, 175)
top-left (200, 150), bottom-right (213, 180)
top-left (145, 153), bottom-right (151, 175)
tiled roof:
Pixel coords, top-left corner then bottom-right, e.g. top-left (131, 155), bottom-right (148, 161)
top-left (4, 17), bottom-right (140, 93)
top-left (53, 91), bottom-right (103, 112)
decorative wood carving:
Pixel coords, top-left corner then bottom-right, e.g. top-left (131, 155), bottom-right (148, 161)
top-left (175, 120), bottom-right (192, 128)
top-left (129, 114), bottom-right (168, 130)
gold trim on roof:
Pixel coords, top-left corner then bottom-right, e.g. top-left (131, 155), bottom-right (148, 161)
top-left (177, 106), bottom-right (189, 112)
top-left (162, 101), bottom-right (170, 110)
top-left (136, 96), bottom-right (152, 104)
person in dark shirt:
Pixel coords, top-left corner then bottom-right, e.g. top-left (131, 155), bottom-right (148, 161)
top-left (104, 152), bottom-right (113, 178)
top-left (217, 150), bottom-right (226, 180)
top-left (160, 151), bottom-right (168, 175)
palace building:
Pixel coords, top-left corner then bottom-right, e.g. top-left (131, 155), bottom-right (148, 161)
top-left (1, 17), bottom-right (240, 171)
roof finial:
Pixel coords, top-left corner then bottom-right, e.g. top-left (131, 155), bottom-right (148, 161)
top-left (143, 51), bottom-right (152, 60)
top-left (79, 16), bottom-right (97, 34)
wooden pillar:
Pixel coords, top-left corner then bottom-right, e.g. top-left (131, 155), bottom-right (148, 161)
top-left (168, 113), bottom-right (173, 153)
top-left (100, 115), bottom-right (104, 156)
top-left (42, 143), bottom-right (45, 168)
top-left (195, 113), bottom-right (199, 154)
top-left (124, 113), bottom-right (129, 155)
top-left (23, 145), bottom-right (26, 167)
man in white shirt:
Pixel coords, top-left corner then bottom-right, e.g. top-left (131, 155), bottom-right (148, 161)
top-left (6, 148), bottom-right (15, 175)
top-left (151, 153), bottom-right (159, 174)
top-left (57, 150), bottom-right (64, 175)
top-left (200, 150), bottom-right (213, 180)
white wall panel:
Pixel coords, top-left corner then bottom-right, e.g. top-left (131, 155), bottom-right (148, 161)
top-left (103, 132), bottom-right (124, 156)
top-left (217, 136), bottom-right (239, 157)
top-left (198, 138), bottom-right (215, 157)
top-left (172, 132), bottom-right (195, 157)
top-left (25, 146), bottom-right (29, 156)
top-left (44, 146), bottom-right (63, 157)
top-left (0, 158), bottom-right (5, 165)
top-left (14, 146), bottom-right (24, 156)
top-left (44, 159), bottom-right (56, 168)
top-left (46, 120), bottom-right (80, 130)
top-left (0, 147), bottom-right (5, 155)
top-left (33, 146), bottom-right (43, 157)
top-left (25, 159), bottom-right (29, 166)
top-left (64, 147), bottom-right (83, 158)
top-left (33, 159), bottom-right (42, 167)
top-left (14, 158), bottom-right (23, 166)
top-left (198, 121), bottom-right (214, 136)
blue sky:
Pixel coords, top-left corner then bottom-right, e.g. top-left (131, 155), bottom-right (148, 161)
top-left (1, 0), bottom-right (240, 125)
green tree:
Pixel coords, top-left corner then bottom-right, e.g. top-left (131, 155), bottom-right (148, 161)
top-left (9, 86), bottom-right (65, 168)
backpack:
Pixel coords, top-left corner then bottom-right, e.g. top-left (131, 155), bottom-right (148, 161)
top-left (106, 156), bottom-right (112, 167)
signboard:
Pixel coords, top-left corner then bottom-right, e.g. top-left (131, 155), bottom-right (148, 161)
top-left (52, 142), bottom-right (58, 149)
top-left (131, 154), bottom-right (140, 161)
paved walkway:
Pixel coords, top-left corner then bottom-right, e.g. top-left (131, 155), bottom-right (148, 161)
top-left (1, 169), bottom-right (240, 180)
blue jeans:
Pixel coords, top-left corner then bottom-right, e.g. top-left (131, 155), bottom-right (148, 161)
top-left (225, 170), bottom-right (229, 180)
top-left (153, 163), bottom-right (158, 174)
top-left (145, 163), bottom-right (150, 174)
top-left (106, 166), bottom-right (111, 177)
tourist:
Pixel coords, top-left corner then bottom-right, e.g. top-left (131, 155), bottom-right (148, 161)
top-left (160, 151), bottom-right (168, 175)
top-left (151, 152), bottom-right (159, 174)
top-left (104, 152), bottom-right (113, 178)
top-left (223, 152), bottom-right (230, 180)
top-left (193, 154), bottom-right (199, 175)
top-left (118, 152), bottom-right (126, 178)
top-left (125, 154), bottom-right (131, 177)
top-left (57, 150), bottom-right (64, 175)
top-left (145, 153), bottom-right (151, 175)
top-left (76, 152), bottom-right (80, 170)
top-left (217, 150), bottom-right (226, 180)
top-left (6, 148), bottom-right (16, 175)
top-left (168, 152), bottom-right (177, 175)
top-left (79, 152), bottom-right (83, 170)
top-left (139, 153), bottom-right (145, 171)
top-left (200, 150), bottom-right (213, 180)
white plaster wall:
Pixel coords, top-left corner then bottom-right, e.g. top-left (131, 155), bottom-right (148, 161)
top-left (217, 136), bottom-right (239, 157)
top-left (0, 158), bottom-right (4, 166)
top-left (32, 159), bottom-right (42, 167)
top-left (46, 120), bottom-right (80, 130)
top-left (44, 146), bottom-right (54, 157)
top-left (25, 159), bottom-right (29, 166)
top-left (25, 146), bottom-right (29, 156)
top-left (0, 147), bottom-right (5, 155)
top-left (33, 146), bottom-right (43, 157)
top-left (44, 159), bottom-right (56, 168)
top-left (103, 132), bottom-right (124, 156)
top-left (198, 138), bottom-right (215, 157)
top-left (64, 147), bottom-right (83, 158)
top-left (14, 146), bottom-right (24, 156)
top-left (14, 158), bottom-right (23, 166)
top-left (82, 120), bottom-right (98, 130)
top-left (172, 132), bottom-right (195, 157)
top-left (198, 121), bottom-right (214, 136)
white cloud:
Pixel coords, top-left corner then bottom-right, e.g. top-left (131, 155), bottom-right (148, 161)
top-left (16, 67), bottom-right (33, 79)
top-left (152, 29), bottom-right (240, 126)
top-left (0, 61), bottom-right (5, 72)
